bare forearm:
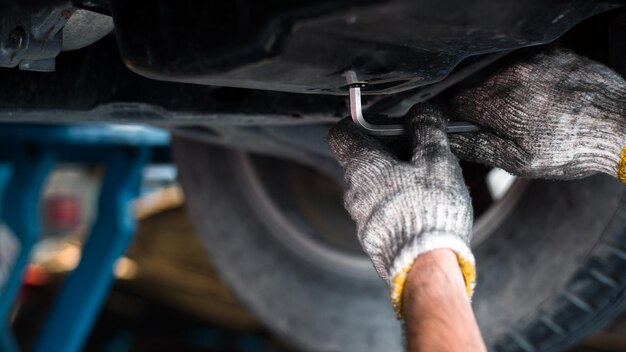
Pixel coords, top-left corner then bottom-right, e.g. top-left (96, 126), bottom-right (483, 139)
top-left (403, 249), bottom-right (486, 352)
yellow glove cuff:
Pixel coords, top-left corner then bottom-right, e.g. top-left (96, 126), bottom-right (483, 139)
top-left (390, 252), bottom-right (476, 318)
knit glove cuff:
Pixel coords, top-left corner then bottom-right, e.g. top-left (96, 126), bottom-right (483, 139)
top-left (571, 88), bottom-right (626, 181)
top-left (389, 232), bottom-right (476, 317)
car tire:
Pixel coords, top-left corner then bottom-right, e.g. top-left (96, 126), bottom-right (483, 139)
top-left (173, 137), bottom-right (626, 352)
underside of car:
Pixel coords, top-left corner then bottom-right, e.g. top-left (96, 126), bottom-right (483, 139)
top-left (2, 1), bottom-right (626, 351)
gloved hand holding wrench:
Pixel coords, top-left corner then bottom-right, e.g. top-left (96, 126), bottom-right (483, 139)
top-left (328, 48), bottom-right (626, 351)
top-left (450, 49), bottom-right (626, 181)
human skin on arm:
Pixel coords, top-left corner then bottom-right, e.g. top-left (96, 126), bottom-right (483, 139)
top-left (403, 249), bottom-right (486, 352)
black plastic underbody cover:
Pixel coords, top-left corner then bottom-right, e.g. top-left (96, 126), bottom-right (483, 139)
top-left (111, 0), bottom-right (622, 95)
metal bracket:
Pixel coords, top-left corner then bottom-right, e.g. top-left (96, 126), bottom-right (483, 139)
top-left (345, 71), bottom-right (480, 136)
top-left (0, 3), bottom-right (75, 72)
top-left (35, 147), bottom-right (149, 352)
top-left (0, 124), bottom-right (169, 352)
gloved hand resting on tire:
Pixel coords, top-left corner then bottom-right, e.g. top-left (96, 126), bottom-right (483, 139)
top-left (327, 105), bottom-right (476, 318)
top-left (449, 48), bottom-right (626, 183)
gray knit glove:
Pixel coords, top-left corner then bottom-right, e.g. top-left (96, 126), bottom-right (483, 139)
top-left (449, 48), bottom-right (626, 183)
top-left (328, 104), bottom-right (476, 317)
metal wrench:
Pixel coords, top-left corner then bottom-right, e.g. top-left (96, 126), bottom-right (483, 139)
top-left (345, 71), bottom-right (480, 136)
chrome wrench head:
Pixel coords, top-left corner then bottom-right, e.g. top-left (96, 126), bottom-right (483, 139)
top-left (344, 70), bottom-right (479, 136)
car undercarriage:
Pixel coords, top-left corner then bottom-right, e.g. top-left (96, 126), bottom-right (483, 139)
top-left (2, 1), bottom-right (626, 351)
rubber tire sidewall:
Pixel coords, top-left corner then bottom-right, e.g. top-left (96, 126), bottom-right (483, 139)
top-left (173, 138), bottom-right (626, 352)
